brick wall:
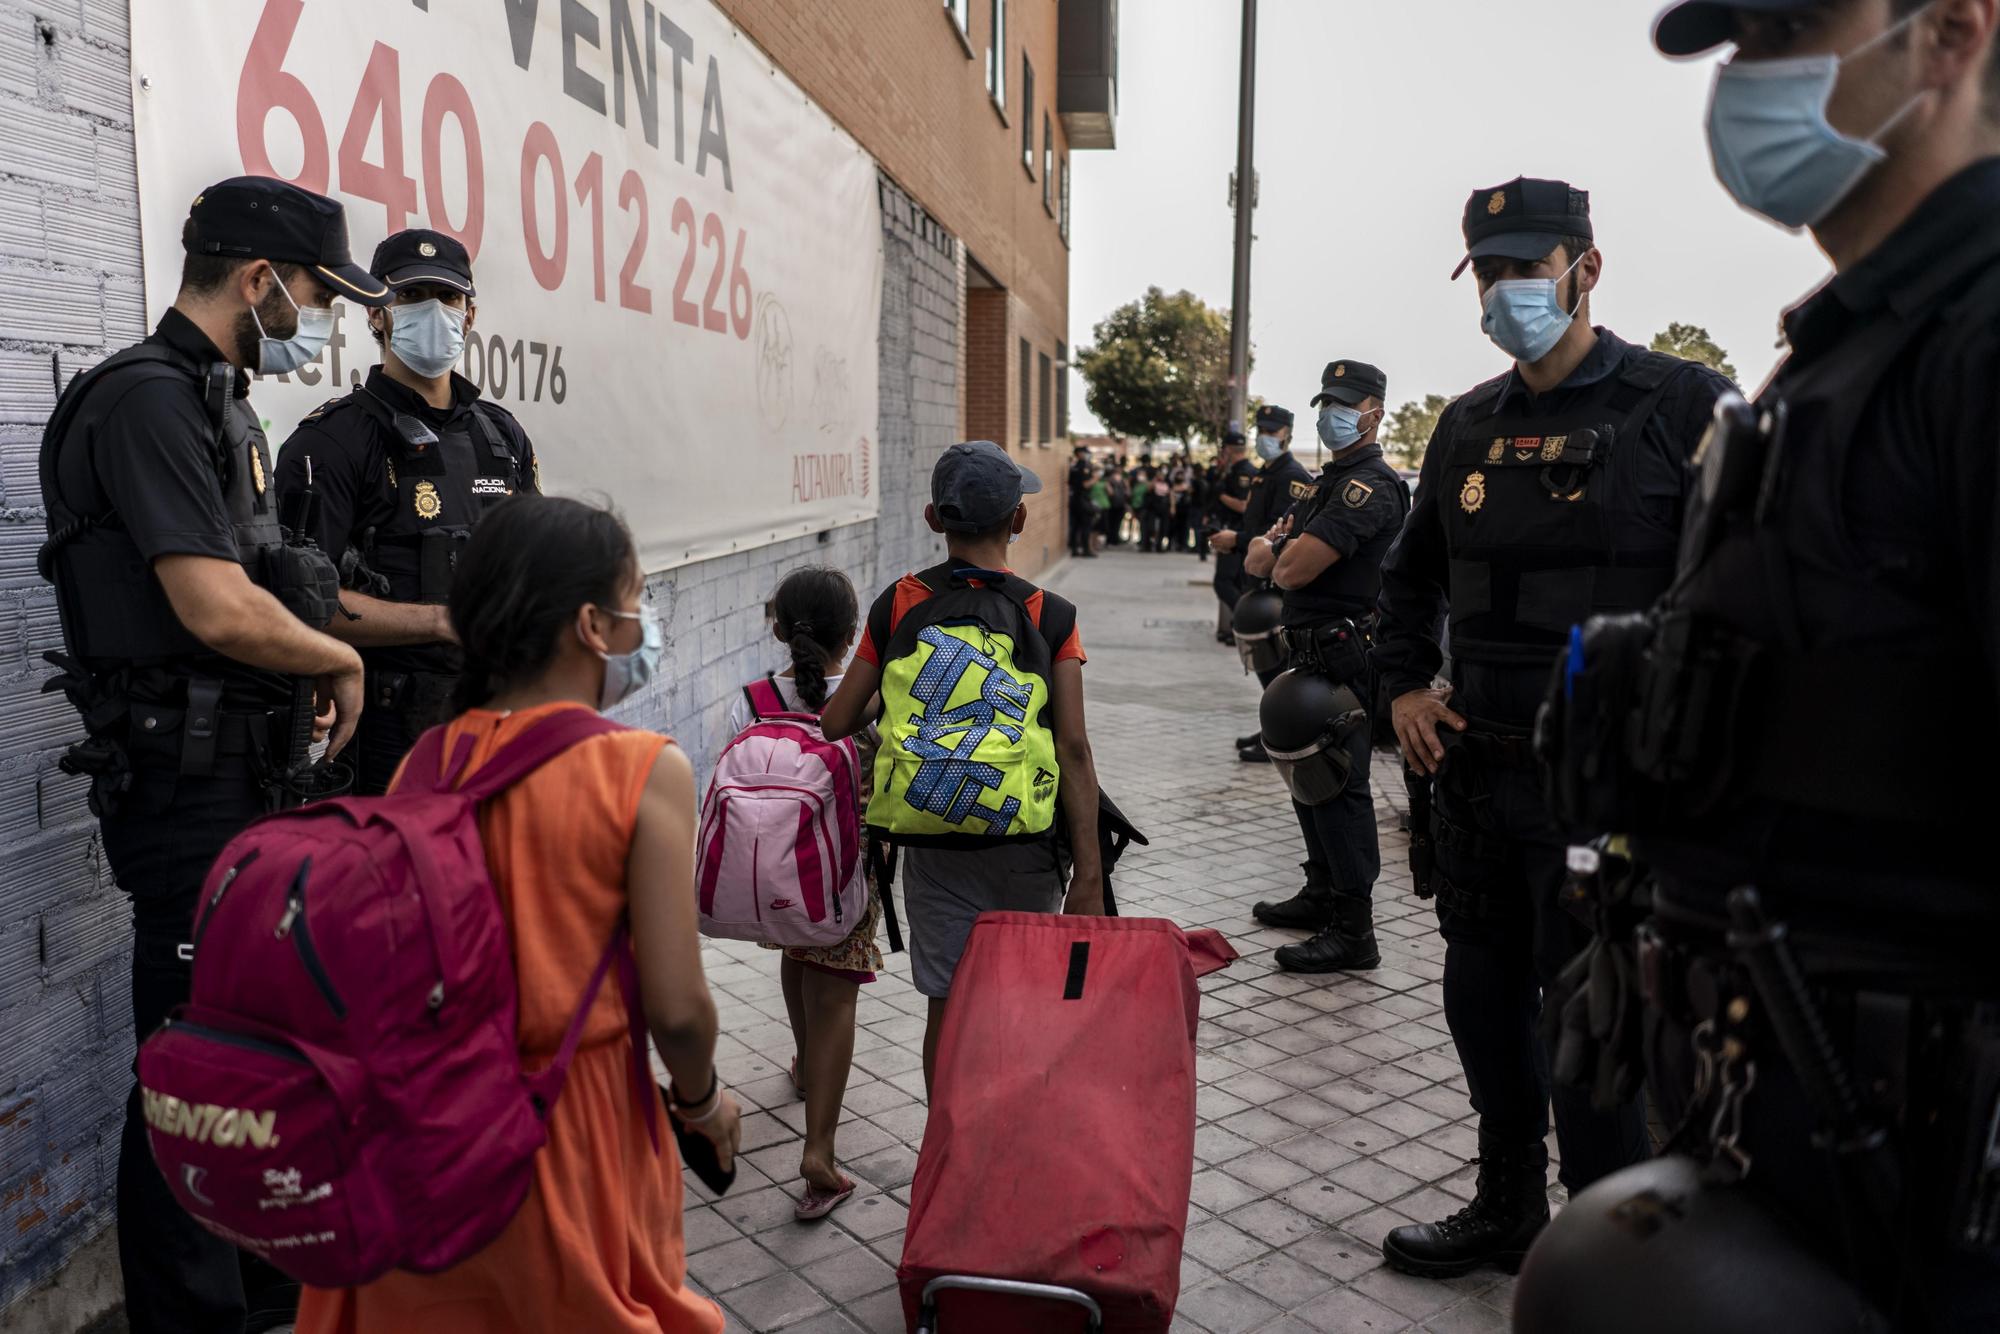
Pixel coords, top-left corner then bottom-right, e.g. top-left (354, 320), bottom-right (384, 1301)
top-left (0, 0), bottom-right (152, 1315)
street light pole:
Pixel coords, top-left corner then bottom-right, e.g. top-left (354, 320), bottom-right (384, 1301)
top-left (1226, 0), bottom-right (1257, 435)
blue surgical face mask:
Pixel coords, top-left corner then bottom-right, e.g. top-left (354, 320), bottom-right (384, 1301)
top-left (1481, 249), bottom-right (1588, 365)
top-left (251, 270), bottom-right (335, 376)
top-left (1705, 6), bottom-right (1932, 231)
top-left (1317, 403), bottom-right (1376, 452)
top-left (386, 298), bottom-right (467, 379)
top-left (1255, 432), bottom-right (1284, 462)
top-left (590, 606), bottom-right (664, 710)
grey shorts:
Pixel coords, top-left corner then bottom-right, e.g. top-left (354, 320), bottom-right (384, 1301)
top-left (902, 840), bottom-right (1066, 998)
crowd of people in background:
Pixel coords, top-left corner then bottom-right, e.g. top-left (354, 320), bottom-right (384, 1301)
top-left (1067, 443), bottom-right (1242, 559)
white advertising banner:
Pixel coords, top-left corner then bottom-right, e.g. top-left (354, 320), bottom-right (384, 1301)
top-left (129, 0), bottom-right (883, 572)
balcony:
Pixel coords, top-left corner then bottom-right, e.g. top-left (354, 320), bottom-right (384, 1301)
top-left (1058, 0), bottom-right (1118, 150)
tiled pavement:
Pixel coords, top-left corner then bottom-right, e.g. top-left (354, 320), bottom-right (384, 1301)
top-left (679, 549), bottom-right (1530, 1333)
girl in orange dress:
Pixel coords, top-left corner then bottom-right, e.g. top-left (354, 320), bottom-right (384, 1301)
top-left (296, 496), bottom-right (739, 1334)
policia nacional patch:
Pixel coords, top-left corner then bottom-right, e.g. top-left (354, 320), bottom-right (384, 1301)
top-left (1342, 479), bottom-right (1373, 509)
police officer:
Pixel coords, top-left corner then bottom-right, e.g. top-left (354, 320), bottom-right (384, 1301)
top-left (1369, 178), bottom-right (1732, 1276)
top-left (276, 229), bottom-right (538, 795)
top-left (1517, 4), bottom-right (2000, 1329)
top-left (38, 177), bottom-right (386, 1332)
top-left (1205, 429), bottom-right (1256, 642)
top-left (1241, 361), bottom-right (1409, 969)
top-left (1215, 404), bottom-right (1314, 760)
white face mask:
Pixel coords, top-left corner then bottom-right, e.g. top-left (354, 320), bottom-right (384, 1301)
top-left (250, 269), bottom-right (335, 377)
top-left (1480, 249), bottom-right (1588, 365)
top-left (586, 605), bottom-right (664, 710)
top-left (385, 298), bottom-right (467, 379)
top-left (1255, 432), bottom-right (1285, 462)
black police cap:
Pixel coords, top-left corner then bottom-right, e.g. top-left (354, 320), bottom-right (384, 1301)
top-left (1653, 0), bottom-right (1816, 56)
top-left (1452, 176), bottom-right (1592, 280)
top-left (372, 228), bottom-right (475, 297)
top-left (1256, 404), bottom-right (1294, 430)
top-left (183, 176), bottom-right (390, 307)
top-left (1311, 360), bottom-right (1388, 408)
top-left (1221, 428), bottom-right (1246, 448)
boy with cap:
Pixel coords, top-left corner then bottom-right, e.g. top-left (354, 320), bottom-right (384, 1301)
top-left (276, 228), bottom-right (539, 794)
top-left (1369, 177), bottom-right (1731, 1278)
top-left (822, 441), bottom-right (1103, 1096)
top-left (38, 175), bottom-right (392, 1333)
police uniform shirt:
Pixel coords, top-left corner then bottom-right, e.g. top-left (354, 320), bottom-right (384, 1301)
top-left (1280, 443), bottom-right (1410, 625)
top-left (1647, 158), bottom-right (2000, 890)
top-left (1240, 450), bottom-right (1315, 539)
top-left (1215, 456), bottom-right (1257, 527)
top-left (274, 365), bottom-right (536, 676)
top-left (49, 310), bottom-right (287, 705)
top-left (1374, 329), bottom-right (1731, 723)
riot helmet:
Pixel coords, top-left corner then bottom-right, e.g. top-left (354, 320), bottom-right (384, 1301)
top-left (1233, 587), bottom-right (1287, 675)
top-left (1514, 1155), bottom-right (1890, 1334)
top-left (1259, 670), bottom-right (1368, 806)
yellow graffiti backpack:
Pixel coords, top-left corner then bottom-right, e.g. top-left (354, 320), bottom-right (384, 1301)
top-left (865, 564), bottom-right (1074, 847)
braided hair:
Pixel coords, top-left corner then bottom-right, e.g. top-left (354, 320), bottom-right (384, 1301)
top-left (448, 495), bottom-right (636, 713)
top-left (768, 566), bottom-right (857, 712)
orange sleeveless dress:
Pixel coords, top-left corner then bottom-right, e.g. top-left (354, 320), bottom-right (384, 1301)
top-left (295, 703), bottom-right (725, 1334)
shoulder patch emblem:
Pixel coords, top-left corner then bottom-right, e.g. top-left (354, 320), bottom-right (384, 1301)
top-left (1342, 479), bottom-right (1374, 509)
top-left (249, 445), bottom-right (266, 497)
top-left (1541, 435), bottom-right (1566, 462)
top-left (1289, 480), bottom-right (1314, 500)
top-left (414, 479), bottom-right (442, 521)
top-left (1460, 471), bottom-right (1487, 515)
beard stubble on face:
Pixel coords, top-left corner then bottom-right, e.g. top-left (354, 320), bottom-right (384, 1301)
top-left (230, 274), bottom-right (299, 369)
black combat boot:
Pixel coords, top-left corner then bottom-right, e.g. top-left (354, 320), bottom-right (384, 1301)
top-left (1253, 864), bottom-right (1335, 930)
top-left (1380, 1142), bottom-right (1551, 1277)
top-left (1235, 733), bottom-right (1260, 750)
top-left (1237, 737), bottom-right (1271, 763)
top-left (1274, 894), bottom-right (1380, 972)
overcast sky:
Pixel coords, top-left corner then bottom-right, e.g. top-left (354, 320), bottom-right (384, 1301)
top-left (1063, 0), bottom-right (1837, 440)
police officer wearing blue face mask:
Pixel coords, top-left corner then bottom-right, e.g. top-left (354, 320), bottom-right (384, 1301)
top-left (1241, 361), bottom-right (1408, 969)
top-left (275, 229), bottom-right (540, 794)
top-left (1214, 404), bottom-right (1315, 760)
top-left (1369, 178), bottom-right (1733, 1279)
top-left (1515, 5), bottom-right (2000, 1329)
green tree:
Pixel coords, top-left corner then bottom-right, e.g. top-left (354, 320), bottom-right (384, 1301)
top-left (1076, 287), bottom-right (1243, 445)
top-left (1382, 393), bottom-right (1454, 469)
top-left (1650, 322), bottom-right (1738, 382)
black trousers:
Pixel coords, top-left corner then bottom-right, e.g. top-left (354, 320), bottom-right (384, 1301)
top-left (1213, 552), bottom-right (1245, 623)
top-left (100, 764), bottom-right (275, 1334)
top-left (1068, 503), bottom-right (1096, 556)
top-left (1431, 749), bottom-right (1648, 1191)
top-left (354, 675), bottom-right (456, 796)
top-left (1289, 720), bottom-right (1380, 901)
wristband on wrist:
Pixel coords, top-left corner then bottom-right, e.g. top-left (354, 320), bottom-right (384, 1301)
top-left (670, 1071), bottom-right (720, 1120)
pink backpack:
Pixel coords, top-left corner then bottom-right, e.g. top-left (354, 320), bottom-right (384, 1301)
top-left (696, 676), bottom-right (866, 948)
top-left (135, 708), bottom-right (658, 1287)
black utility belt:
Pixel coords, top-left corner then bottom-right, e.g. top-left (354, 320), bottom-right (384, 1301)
top-left (1280, 616), bottom-right (1375, 683)
top-left (125, 695), bottom-right (288, 778)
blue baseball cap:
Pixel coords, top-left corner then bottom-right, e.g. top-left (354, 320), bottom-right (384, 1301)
top-left (931, 440), bottom-right (1042, 532)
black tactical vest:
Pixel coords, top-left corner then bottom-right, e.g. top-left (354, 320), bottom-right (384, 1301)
top-left (343, 393), bottom-right (531, 604)
top-left (40, 345), bottom-right (286, 663)
top-left (1437, 351), bottom-right (1688, 668)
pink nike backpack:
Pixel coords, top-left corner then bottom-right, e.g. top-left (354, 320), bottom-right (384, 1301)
top-left (135, 707), bottom-right (658, 1287)
top-left (696, 676), bottom-right (867, 948)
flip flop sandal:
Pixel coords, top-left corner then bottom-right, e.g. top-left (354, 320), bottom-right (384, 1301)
top-left (789, 1058), bottom-right (806, 1100)
top-left (793, 1175), bottom-right (856, 1222)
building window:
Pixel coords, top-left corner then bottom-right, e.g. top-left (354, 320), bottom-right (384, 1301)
top-left (987, 0), bottom-right (1006, 108)
top-left (1038, 350), bottom-right (1052, 444)
top-left (1042, 114), bottom-right (1054, 213)
top-left (1059, 156), bottom-right (1071, 243)
top-left (1021, 57), bottom-right (1035, 175)
top-left (1019, 336), bottom-right (1032, 444)
top-left (1056, 341), bottom-right (1068, 436)
top-left (943, 0), bottom-right (973, 56)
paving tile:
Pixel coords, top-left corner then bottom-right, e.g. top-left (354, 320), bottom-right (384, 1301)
top-left (1276, 1179), bottom-right (1376, 1227)
top-left (1290, 1227), bottom-right (1387, 1282)
top-left (684, 1206), bottom-right (742, 1255)
top-left (695, 1235), bottom-right (787, 1291)
top-left (1230, 1248), bottom-right (1337, 1310)
top-left (1219, 1149), bottom-right (1315, 1194)
top-left (1293, 1282), bottom-right (1412, 1333)
top-left (832, 1191), bottom-right (908, 1242)
top-left (723, 1270), bottom-right (831, 1331)
top-left (1270, 1132), bottom-right (1361, 1175)
top-left (1422, 1298), bottom-right (1512, 1333)
top-left (1174, 1279), bottom-right (1282, 1334)
top-left (800, 1243), bottom-right (900, 1302)
top-left (1327, 1156), bottom-right (1424, 1205)
top-left (1183, 1218), bottom-right (1271, 1271)
top-left (1223, 1197), bottom-right (1321, 1249)
top-left (1191, 1167), bottom-right (1265, 1214)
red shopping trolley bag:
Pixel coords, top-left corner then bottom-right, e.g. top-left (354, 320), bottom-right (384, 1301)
top-left (898, 911), bottom-right (1237, 1333)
